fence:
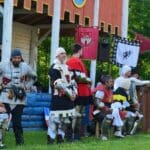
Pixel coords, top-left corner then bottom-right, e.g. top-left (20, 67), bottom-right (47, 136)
top-left (140, 85), bottom-right (150, 132)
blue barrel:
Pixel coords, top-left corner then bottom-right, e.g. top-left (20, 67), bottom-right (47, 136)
top-left (21, 93), bottom-right (51, 130)
top-left (22, 115), bottom-right (44, 121)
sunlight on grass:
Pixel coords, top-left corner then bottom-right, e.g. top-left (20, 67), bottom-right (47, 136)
top-left (4, 131), bottom-right (150, 150)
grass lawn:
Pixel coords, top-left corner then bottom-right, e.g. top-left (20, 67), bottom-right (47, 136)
top-left (4, 131), bottom-right (150, 150)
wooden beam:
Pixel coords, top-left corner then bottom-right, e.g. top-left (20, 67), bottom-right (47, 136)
top-left (14, 9), bottom-right (35, 15)
top-left (29, 27), bottom-right (38, 71)
top-left (28, 15), bottom-right (47, 25)
top-left (14, 14), bottom-right (32, 22)
top-left (36, 24), bottom-right (77, 29)
top-left (37, 29), bottom-right (51, 46)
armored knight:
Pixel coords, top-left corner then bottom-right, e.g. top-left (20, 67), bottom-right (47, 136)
top-left (92, 75), bottom-right (114, 140)
top-left (0, 49), bottom-right (36, 145)
top-left (48, 47), bottom-right (78, 144)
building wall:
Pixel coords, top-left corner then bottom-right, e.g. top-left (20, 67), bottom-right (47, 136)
top-left (12, 22), bottom-right (32, 63)
top-left (14, 0), bottom-right (123, 35)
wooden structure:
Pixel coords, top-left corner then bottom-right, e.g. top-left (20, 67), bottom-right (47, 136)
top-left (0, 0), bottom-right (123, 66)
top-left (12, 0), bottom-right (122, 34)
top-left (141, 85), bottom-right (150, 132)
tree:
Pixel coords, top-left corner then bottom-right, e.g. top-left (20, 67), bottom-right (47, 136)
top-left (128, 0), bottom-right (150, 79)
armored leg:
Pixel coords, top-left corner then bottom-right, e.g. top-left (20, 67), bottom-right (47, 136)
top-left (114, 126), bottom-right (124, 138)
top-left (72, 105), bottom-right (85, 140)
top-left (130, 114), bottom-right (143, 135)
top-left (64, 118), bottom-right (73, 142)
top-left (101, 117), bottom-right (112, 140)
top-left (47, 117), bottom-right (57, 144)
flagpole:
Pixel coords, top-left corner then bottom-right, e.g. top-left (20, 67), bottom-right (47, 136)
top-left (117, 0), bottom-right (129, 74)
top-left (90, 0), bottom-right (100, 88)
top-left (50, 0), bottom-right (61, 65)
top-left (121, 0), bottom-right (129, 38)
top-left (49, 0), bottom-right (61, 93)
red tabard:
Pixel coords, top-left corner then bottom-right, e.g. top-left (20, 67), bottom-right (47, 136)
top-left (66, 57), bottom-right (91, 97)
top-left (92, 84), bottom-right (113, 103)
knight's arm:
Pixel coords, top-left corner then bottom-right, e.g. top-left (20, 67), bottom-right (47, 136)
top-left (94, 91), bottom-right (105, 108)
top-left (130, 77), bottom-right (150, 86)
top-left (25, 64), bottom-right (37, 89)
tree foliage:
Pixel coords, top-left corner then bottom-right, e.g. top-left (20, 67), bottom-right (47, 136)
top-left (128, 0), bottom-right (150, 79)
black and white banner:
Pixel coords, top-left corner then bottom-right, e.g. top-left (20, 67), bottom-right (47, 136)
top-left (112, 37), bottom-right (140, 67)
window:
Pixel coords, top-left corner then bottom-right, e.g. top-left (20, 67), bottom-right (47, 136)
top-left (115, 27), bottom-right (118, 35)
top-left (100, 22), bottom-right (104, 32)
top-left (108, 24), bottom-right (111, 33)
top-left (85, 17), bottom-right (89, 26)
top-left (64, 11), bottom-right (70, 22)
top-left (75, 14), bottom-right (80, 24)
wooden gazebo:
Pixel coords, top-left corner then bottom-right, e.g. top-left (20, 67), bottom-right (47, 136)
top-left (0, 0), bottom-right (123, 70)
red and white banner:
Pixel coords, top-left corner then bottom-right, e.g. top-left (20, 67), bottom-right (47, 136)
top-left (75, 26), bottom-right (99, 60)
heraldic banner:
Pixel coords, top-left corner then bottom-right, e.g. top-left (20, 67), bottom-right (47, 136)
top-left (112, 37), bottom-right (140, 67)
top-left (75, 26), bottom-right (99, 60)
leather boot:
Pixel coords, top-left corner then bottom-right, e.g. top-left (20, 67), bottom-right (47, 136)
top-left (65, 124), bottom-right (73, 142)
top-left (47, 135), bottom-right (55, 144)
top-left (14, 131), bottom-right (24, 146)
top-left (15, 134), bottom-right (24, 146)
top-left (56, 134), bottom-right (64, 144)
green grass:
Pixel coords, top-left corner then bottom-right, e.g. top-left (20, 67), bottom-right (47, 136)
top-left (4, 131), bottom-right (150, 150)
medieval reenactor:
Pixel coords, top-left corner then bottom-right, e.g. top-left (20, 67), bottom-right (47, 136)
top-left (127, 68), bottom-right (150, 135)
top-left (0, 103), bottom-right (10, 148)
top-left (0, 49), bottom-right (36, 145)
top-left (48, 47), bottom-right (78, 144)
top-left (114, 65), bottom-right (131, 91)
top-left (92, 75), bottom-right (114, 140)
top-left (66, 44), bottom-right (92, 139)
top-left (113, 78), bottom-right (131, 137)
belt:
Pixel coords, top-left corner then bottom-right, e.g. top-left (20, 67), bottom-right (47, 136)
top-left (2, 88), bottom-right (11, 92)
top-left (0, 112), bottom-right (7, 114)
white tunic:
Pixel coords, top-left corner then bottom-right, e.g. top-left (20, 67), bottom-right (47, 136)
top-left (0, 61), bottom-right (36, 105)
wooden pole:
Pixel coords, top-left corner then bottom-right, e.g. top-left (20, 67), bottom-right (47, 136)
top-left (121, 0), bottom-right (129, 38)
top-left (50, 0), bottom-right (61, 65)
top-left (90, 0), bottom-right (100, 88)
top-left (49, 0), bottom-right (61, 93)
top-left (2, 0), bottom-right (13, 61)
top-left (29, 27), bottom-right (38, 71)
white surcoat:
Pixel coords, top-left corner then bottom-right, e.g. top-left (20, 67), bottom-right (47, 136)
top-left (0, 61), bottom-right (36, 105)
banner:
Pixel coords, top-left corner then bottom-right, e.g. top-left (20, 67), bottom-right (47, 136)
top-left (135, 34), bottom-right (150, 53)
top-left (112, 37), bottom-right (140, 67)
top-left (76, 26), bottom-right (99, 60)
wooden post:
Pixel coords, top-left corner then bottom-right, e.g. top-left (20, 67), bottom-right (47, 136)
top-left (121, 0), bottom-right (129, 37)
top-left (50, 0), bottom-right (61, 65)
top-left (118, 0), bottom-right (129, 73)
top-left (95, 121), bottom-right (100, 138)
top-left (90, 0), bottom-right (100, 88)
top-left (2, 0), bottom-right (13, 61)
top-left (142, 85), bottom-right (150, 132)
top-left (49, 0), bottom-right (61, 93)
top-left (29, 27), bottom-right (38, 71)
